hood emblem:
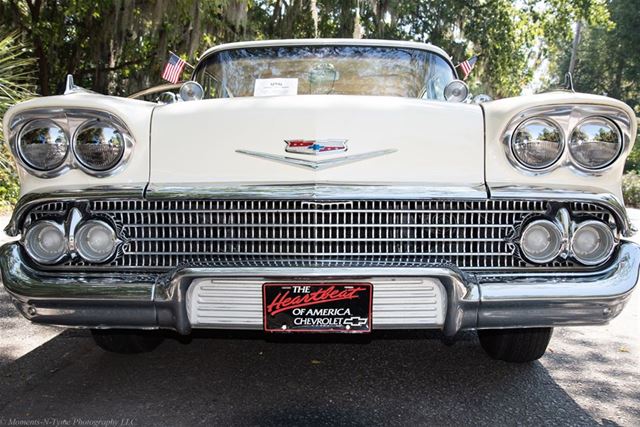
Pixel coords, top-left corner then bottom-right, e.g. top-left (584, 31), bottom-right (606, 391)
top-left (236, 148), bottom-right (397, 171)
top-left (285, 139), bottom-right (348, 155)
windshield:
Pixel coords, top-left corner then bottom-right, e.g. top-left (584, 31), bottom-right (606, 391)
top-left (194, 45), bottom-right (456, 100)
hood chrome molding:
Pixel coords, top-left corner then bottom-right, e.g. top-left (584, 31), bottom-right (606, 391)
top-left (235, 149), bottom-right (397, 170)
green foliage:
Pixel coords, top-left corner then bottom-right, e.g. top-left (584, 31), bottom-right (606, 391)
top-left (0, 0), bottom-right (617, 100)
top-left (549, 0), bottom-right (638, 111)
top-left (0, 144), bottom-right (19, 210)
top-left (622, 171), bottom-right (640, 207)
top-left (0, 31), bottom-right (34, 211)
top-left (624, 135), bottom-right (640, 173)
top-left (546, 0), bottom-right (639, 171)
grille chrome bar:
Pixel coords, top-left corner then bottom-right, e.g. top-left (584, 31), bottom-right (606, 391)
top-left (27, 198), bottom-right (614, 272)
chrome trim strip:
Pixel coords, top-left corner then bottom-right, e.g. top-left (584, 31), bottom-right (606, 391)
top-left (2, 241), bottom-right (637, 334)
top-left (145, 183), bottom-right (488, 200)
top-left (198, 39), bottom-right (452, 63)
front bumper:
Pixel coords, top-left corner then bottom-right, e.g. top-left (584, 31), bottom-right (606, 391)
top-left (1, 241), bottom-right (638, 336)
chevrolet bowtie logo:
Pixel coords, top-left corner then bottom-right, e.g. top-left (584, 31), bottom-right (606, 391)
top-left (285, 139), bottom-right (348, 155)
top-left (343, 317), bottom-right (368, 327)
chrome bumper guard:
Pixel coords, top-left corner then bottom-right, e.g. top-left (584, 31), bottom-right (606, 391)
top-left (1, 241), bottom-right (638, 336)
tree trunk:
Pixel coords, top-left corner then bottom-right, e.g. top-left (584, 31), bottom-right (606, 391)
top-left (568, 20), bottom-right (582, 76)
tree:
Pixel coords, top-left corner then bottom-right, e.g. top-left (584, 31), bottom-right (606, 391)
top-left (0, 0), bottom-right (230, 95)
top-left (0, 0), bottom-right (622, 100)
top-left (0, 31), bottom-right (34, 210)
top-left (548, 0), bottom-right (639, 170)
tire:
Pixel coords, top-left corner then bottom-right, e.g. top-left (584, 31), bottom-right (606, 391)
top-left (91, 329), bottom-right (164, 354)
top-left (478, 327), bottom-right (553, 363)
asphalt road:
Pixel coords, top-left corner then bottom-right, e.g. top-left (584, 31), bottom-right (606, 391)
top-left (0, 214), bottom-right (638, 426)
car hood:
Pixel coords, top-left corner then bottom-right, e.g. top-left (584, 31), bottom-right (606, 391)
top-left (148, 95), bottom-right (485, 194)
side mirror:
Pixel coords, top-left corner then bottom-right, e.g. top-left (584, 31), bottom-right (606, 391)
top-left (443, 80), bottom-right (469, 103)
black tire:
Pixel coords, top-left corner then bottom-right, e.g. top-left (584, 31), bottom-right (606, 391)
top-left (478, 327), bottom-right (553, 363)
top-left (91, 329), bottom-right (164, 354)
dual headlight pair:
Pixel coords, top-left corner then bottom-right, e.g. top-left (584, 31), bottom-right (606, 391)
top-left (15, 112), bottom-right (131, 177)
top-left (24, 219), bottom-right (118, 265)
top-left (511, 116), bottom-right (622, 171)
top-left (520, 218), bottom-right (615, 266)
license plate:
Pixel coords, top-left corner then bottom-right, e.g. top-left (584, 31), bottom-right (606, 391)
top-left (263, 283), bottom-right (372, 333)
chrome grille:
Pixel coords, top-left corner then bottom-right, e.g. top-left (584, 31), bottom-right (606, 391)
top-left (27, 199), bottom-right (614, 272)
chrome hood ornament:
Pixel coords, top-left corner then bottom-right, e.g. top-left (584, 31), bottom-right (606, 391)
top-left (236, 148), bottom-right (397, 170)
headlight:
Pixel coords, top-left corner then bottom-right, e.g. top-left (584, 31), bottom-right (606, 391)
top-left (571, 220), bottom-right (615, 265)
top-left (73, 121), bottom-right (125, 171)
top-left (511, 118), bottom-right (564, 169)
top-left (520, 219), bottom-right (564, 264)
top-left (75, 220), bottom-right (117, 263)
top-left (24, 220), bottom-right (67, 264)
top-left (17, 119), bottom-right (69, 171)
top-left (568, 117), bottom-right (622, 169)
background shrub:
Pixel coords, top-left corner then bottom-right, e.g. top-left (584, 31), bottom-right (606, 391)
top-left (622, 171), bottom-right (640, 207)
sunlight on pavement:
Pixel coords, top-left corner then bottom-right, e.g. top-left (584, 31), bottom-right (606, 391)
top-left (540, 208), bottom-right (640, 424)
top-left (0, 214), bottom-right (63, 367)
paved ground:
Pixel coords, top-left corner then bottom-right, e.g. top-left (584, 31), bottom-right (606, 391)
top-left (0, 213), bottom-right (638, 426)
top-left (0, 215), bottom-right (62, 366)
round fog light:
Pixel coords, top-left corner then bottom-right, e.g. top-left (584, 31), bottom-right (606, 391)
top-left (520, 219), bottom-right (564, 264)
top-left (75, 220), bottom-right (117, 263)
top-left (571, 221), bottom-right (614, 265)
top-left (24, 221), bottom-right (67, 264)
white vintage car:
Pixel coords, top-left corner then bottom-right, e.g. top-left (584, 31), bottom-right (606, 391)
top-left (2, 39), bottom-right (638, 362)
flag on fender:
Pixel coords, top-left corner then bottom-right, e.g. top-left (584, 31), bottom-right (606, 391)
top-left (162, 53), bottom-right (187, 84)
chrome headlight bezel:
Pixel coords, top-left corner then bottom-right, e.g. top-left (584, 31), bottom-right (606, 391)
top-left (510, 118), bottom-right (565, 170)
top-left (502, 105), bottom-right (633, 176)
top-left (15, 117), bottom-right (71, 178)
top-left (8, 109), bottom-right (134, 178)
top-left (23, 219), bottom-right (68, 265)
top-left (74, 219), bottom-right (118, 263)
top-left (71, 119), bottom-right (131, 176)
top-left (570, 219), bottom-right (616, 266)
top-left (568, 116), bottom-right (623, 171)
top-left (519, 218), bottom-right (565, 264)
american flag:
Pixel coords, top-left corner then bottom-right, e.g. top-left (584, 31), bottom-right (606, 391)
top-left (457, 55), bottom-right (478, 80)
top-left (161, 53), bottom-right (187, 84)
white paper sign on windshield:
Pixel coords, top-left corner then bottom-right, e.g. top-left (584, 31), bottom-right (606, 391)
top-left (254, 78), bottom-right (298, 97)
